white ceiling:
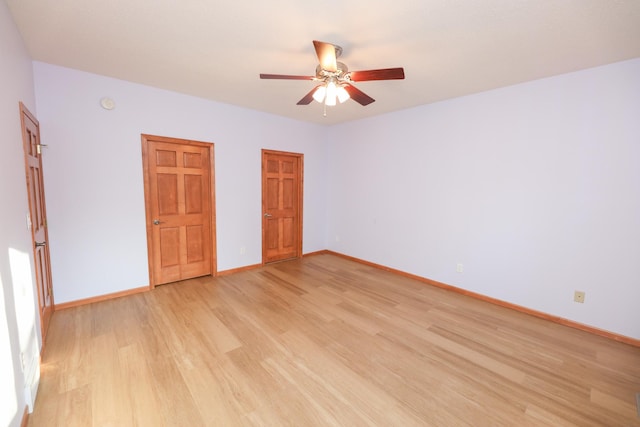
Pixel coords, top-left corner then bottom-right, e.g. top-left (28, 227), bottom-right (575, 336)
top-left (6, 0), bottom-right (640, 125)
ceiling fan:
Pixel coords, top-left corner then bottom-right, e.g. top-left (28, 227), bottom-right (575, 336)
top-left (260, 40), bottom-right (405, 108)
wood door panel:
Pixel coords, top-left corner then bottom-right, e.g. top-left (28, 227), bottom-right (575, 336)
top-left (266, 159), bottom-right (279, 173)
top-left (266, 219), bottom-right (278, 249)
top-left (262, 150), bottom-right (303, 263)
top-left (283, 179), bottom-right (294, 208)
top-left (266, 178), bottom-right (279, 209)
top-left (30, 168), bottom-right (42, 226)
top-left (160, 228), bottom-right (180, 266)
top-left (35, 249), bottom-right (48, 307)
top-left (156, 150), bottom-right (177, 167)
top-left (157, 174), bottom-right (179, 215)
top-left (184, 174), bottom-right (203, 214)
top-left (183, 152), bottom-right (202, 168)
top-left (284, 218), bottom-right (295, 246)
top-left (281, 160), bottom-right (294, 173)
top-left (186, 225), bottom-right (204, 262)
top-left (143, 135), bottom-right (216, 286)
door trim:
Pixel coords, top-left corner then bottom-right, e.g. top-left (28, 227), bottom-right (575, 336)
top-left (141, 134), bottom-right (217, 288)
top-left (261, 149), bottom-right (304, 264)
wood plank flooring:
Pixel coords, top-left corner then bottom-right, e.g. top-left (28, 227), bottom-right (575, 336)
top-left (29, 254), bottom-right (640, 426)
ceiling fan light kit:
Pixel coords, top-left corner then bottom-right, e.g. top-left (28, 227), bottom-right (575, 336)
top-left (260, 40), bottom-right (405, 113)
top-left (318, 80), bottom-right (348, 106)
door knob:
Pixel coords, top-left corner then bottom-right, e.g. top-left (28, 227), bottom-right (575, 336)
top-left (153, 219), bottom-right (161, 225)
top-left (35, 241), bottom-right (46, 247)
top-left (263, 213), bottom-right (272, 218)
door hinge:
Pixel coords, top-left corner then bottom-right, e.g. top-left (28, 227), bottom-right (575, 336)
top-left (36, 144), bottom-right (48, 154)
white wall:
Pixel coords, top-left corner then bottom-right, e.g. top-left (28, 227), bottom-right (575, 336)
top-left (0, 2), bottom-right (41, 425)
top-left (33, 62), bottom-right (328, 304)
top-left (327, 58), bottom-right (640, 340)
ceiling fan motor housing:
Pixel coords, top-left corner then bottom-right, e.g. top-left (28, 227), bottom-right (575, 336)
top-left (315, 62), bottom-right (349, 82)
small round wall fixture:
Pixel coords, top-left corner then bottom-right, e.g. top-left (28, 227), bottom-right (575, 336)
top-left (100, 97), bottom-right (115, 110)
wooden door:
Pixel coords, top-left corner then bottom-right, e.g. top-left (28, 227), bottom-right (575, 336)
top-left (20, 103), bottom-right (54, 341)
top-left (262, 150), bottom-right (303, 263)
top-left (142, 135), bottom-right (216, 287)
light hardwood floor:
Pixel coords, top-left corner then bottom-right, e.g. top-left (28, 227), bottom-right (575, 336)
top-left (29, 254), bottom-right (640, 426)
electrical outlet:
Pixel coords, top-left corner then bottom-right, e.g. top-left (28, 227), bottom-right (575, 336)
top-left (240, 246), bottom-right (246, 255)
top-left (456, 263), bottom-right (464, 273)
top-left (574, 291), bottom-right (585, 303)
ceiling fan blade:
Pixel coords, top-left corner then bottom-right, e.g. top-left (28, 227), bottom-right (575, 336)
top-left (260, 73), bottom-right (315, 80)
top-left (343, 83), bottom-right (375, 106)
top-left (296, 86), bottom-right (322, 105)
top-left (313, 40), bottom-right (337, 72)
top-left (348, 68), bottom-right (405, 82)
